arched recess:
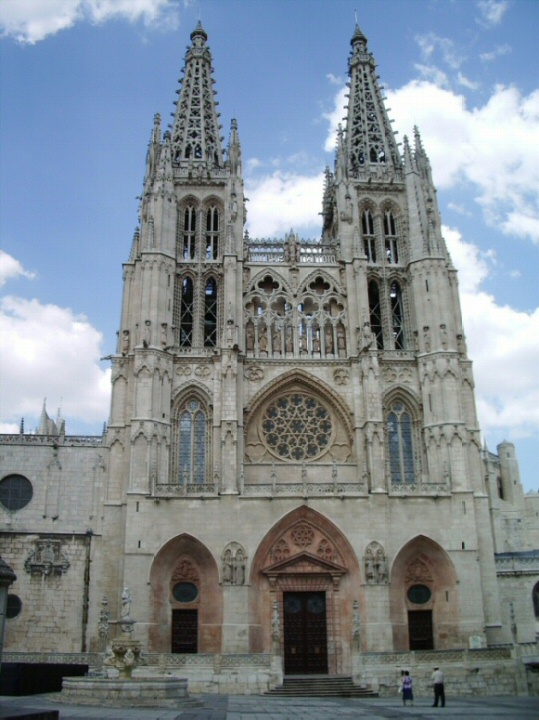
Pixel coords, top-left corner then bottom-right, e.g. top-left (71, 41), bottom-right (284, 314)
top-left (244, 369), bottom-right (355, 464)
top-left (249, 506), bottom-right (362, 676)
top-left (148, 533), bottom-right (222, 653)
top-left (389, 535), bottom-right (459, 651)
top-left (383, 386), bottom-right (422, 486)
top-left (169, 385), bottom-right (213, 485)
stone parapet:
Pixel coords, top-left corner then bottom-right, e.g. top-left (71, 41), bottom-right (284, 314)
top-left (356, 646), bottom-right (531, 697)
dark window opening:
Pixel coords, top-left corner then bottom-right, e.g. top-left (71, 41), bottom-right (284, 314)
top-left (183, 207), bottom-right (196, 259)
top-left (390, 281), bottom-right (405, 349)
top-left (205, 207), bottom-right (219, 260)
top-left (179, 277), bottom-right (194, 347)
top-left (368, 280), bottom-right (384, 349)
top-left (0, 475), bottom-right (33, 511)
top-left (203, 278), bottom-right (218, 347)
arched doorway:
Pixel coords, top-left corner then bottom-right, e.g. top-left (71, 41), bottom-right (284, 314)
top-left (148, 533), bottom-right (222, 653)
top-left (390, 535), bottom-right (459, 651)
top-left (250, 506), bottom-right (362, 675)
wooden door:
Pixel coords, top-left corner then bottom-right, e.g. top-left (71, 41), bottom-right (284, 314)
top-left (408, 609), bottom-right (434, 650)
top-left (171, 609), bottom-right (198, 653)
top-left (283, 591), bottom-right (328, 674)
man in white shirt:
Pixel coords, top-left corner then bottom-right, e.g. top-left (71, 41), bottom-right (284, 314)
top-left (431, 666), bottom-right (445, 707)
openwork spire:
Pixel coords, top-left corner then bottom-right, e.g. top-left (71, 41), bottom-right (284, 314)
top-left (171, 22), bottom-right (223, 167)
top-left (343, 23), bottom-right (401, 177)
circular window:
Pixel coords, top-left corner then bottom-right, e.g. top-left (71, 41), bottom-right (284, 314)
top-left (6, 594), bottom-right (22, 619)
top-left (407, 584), bottom-right (432, 605)
top-left (0, 475), bottom-right (33, 511)
top-left (261, 392), bottom-right (334, 461)
top-left (172, 582), bottom-right (198, 603)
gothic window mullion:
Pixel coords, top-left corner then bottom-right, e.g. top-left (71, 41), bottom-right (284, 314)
top-left (387, 401), bottom-right (416, 484)
top-left (205, 207), bottom-right (220, 260)
top-left (368, 279), bottom-right (384, 350)
top-left (390, 280), bottom-right (405, 350)
top-left (203, 277), bottom-right (218, 347)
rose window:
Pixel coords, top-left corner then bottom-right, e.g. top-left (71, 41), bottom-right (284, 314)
top-left (291, 523), bottom-right (315, 548)
top-left (261, 393), bottom-right (333, 461)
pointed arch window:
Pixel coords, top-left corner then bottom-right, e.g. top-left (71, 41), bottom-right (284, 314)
top-left (384, 211), bottom-right (399, 264)
top-left (387, 401), bottom-right (415, 483)
top-left (533, 581), bottom-right (539, 619)
top-left (368, 280), bottom-right (384, 350)
top-left (205, 207), bottom-right (220, 260)
top-left (390, 281), bottom-right (405, 350)
top-left (183, 207), bottom-right (196, 259)
top-left (203, 278), bottom-right (218, 347)
top-left (175, 399), bottom-right (208, 484)
top-left (179, 277), bottom-right (194, 347)
top-left (362, 210), bottom-right (376, 263)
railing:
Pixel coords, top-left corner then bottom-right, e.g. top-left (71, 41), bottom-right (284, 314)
top-left (389, 482), bottom-right (451, 496)
top-left (0, 434), bottom-right (103, 447)
top-left (154, 482), bottom-right (217, 497)
top-left (242, 482), bottom-right (367, 497)
top-left (246, 238), bottom-right (337, 264)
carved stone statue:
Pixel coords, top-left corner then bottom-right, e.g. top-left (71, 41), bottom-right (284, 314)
top-left (223, 549), bottom-right (233, 583)
top-left (143, 320), bottom-right (151, 348)
top-left (375, 549), bottom-right (388, 583)
top-left (121, 330), bottom-right (130, 355)
top-left (325, 325), bottom-right (334, 353)
top-left (121, 587), bottom-right (132, 619)
top-left (246, 322), bottom-right (255, 352)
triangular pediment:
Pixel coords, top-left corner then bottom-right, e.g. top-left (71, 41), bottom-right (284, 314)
top-left (262, 551), bottom-right (347, 577)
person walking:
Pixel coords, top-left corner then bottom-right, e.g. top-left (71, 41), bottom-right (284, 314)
top-left (401, 670), bottom-right (414, 707)
top-left (431, 666), bottom-right (445, 707)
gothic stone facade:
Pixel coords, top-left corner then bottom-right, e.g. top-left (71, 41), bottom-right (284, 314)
top-left (2, 23), bottom-right (538, 695)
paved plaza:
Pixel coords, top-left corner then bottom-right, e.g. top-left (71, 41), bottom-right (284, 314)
top-left (1, 694), bottom-right (539, 720)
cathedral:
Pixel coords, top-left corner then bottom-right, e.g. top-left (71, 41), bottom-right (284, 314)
top-left (1, 22), bottom-right (539, 697)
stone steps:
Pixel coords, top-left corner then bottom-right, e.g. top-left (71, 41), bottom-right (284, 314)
top-left (266, 675), bottom-right (378, 698)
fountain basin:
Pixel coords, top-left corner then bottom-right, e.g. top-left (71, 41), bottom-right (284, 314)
top-left (58, 676), bottom-right (198, 708)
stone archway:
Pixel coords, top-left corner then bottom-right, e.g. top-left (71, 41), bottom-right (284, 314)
top-left (390, 535), bottom-right (459, 651)
top-left (249, 506), bottom-right (361, 675)
top-left (148, 533), bottom-right (222, 653)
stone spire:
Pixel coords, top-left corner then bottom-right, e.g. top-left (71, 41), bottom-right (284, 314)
top-left (404, 129), bottom-right (450, 261)
top-left (170, 22), bottom-right (224, 167)
top-left (226, 118), bottom-right (242, 177)
top-left (341, 22), bottom-right (401, 177)
top-left (143, 113), bottom-right (162, 194)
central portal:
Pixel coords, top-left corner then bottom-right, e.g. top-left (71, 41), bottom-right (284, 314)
top-left (283, 591), bottom-right (328, 674)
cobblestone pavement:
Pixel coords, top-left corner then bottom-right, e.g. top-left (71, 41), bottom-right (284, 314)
top-left (1, 694), bottom-right (539, 720)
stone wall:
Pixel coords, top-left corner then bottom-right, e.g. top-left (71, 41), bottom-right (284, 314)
top-left (357, 647), bottom-right (531, 697)
top-left (2, 533), bottom-right (92, 653)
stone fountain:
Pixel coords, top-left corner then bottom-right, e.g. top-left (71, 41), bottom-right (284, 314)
top-left (58, 588), bottom-right (197, 708)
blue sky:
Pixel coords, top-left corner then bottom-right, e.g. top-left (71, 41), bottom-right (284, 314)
top-left (1, 0), bottom-right (538, 491)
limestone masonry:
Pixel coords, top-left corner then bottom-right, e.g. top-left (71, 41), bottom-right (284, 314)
top-left (1, 21), bottom-right (538, 696)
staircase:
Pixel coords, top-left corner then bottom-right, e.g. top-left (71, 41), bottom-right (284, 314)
top-left (266, 676), bottom-right (378, 698)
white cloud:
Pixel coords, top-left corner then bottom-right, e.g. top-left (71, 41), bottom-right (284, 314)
top-left (457, 72), bottom-right (479, 91)
top-left (476, 0), bottom-right (510, 28)
top-left (0, 295), bottom-right (110, 427)
top-left (384, 81), bottom-right (539, 244)
top-left (415, 33), bottom-right (463, 70)
top-left (0, 250), bottom-right (36, 286)
top-left (246, 171), bottom-right (324, 239)
top-left (323, 85), bottom-right (347, 153)
top-left (443, 226), bottom-right (539, 438)
top-left (413, 64), bottom-right (449, 87)
top-left (0, 0), bottom-right (179, 44)
top-left (480, 43), bottom-right (511, 62)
